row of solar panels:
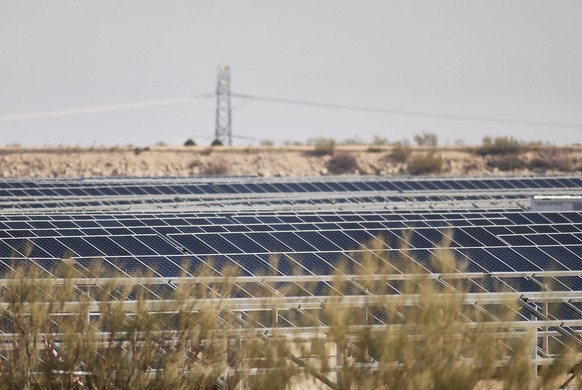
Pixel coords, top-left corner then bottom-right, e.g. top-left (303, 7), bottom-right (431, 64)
top-left (0, 192), bottom-right (531, 211)
top-left (0, 210), bottom-right (579, 263)
top-left (0, 209), bottom-right (579, 234)
top-left (0, 176), bottom-right (579, 197)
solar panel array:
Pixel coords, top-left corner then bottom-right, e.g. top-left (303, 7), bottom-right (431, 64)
top-left (0, 175), bottom-right (579, 211)
top-left (0, 174), bottom-right (581, 377)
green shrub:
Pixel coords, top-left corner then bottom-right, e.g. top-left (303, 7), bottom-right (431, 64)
top-left (210, 139), bottom-right (224, 147)
top-left (326, 153), bottom-right (359, 175)
top-left (407, 152), bottom-right (443, 175)
top-left (184, 138), bottom-right (196, 147)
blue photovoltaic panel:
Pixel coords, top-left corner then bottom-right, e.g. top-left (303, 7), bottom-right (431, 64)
top-left (0, 176), bottom-right (581, 332)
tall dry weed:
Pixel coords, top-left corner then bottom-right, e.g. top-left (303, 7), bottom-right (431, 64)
top-left (0, 234), bottom-right (580, 388)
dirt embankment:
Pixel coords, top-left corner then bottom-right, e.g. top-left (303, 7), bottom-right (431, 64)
top-left (0, 146), bottom-right (580, 178)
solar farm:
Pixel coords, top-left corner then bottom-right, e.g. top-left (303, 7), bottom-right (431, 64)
top-left (1, 175), bottom-right (582, 388)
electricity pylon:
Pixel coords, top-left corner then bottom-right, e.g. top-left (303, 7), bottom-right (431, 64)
top-left (214, 66), bottom-right (232, 146)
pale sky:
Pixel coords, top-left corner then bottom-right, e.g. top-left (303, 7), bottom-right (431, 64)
top-left (1, 1), bottom-right (581, 147)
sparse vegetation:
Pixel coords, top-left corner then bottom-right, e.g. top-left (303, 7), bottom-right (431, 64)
top-left (200, 159), bottom-right (228, 175)
top-left (475, 136), bottom-right (526, 156)
top-left (486, 154), bottom-right (526, 171)
top-left (306, 137), bottom-right (336, 156)
top-left (326, 152), bottom-right (359, 174)
top-left (413, 132), bottom-right (438, 147)
top-left (283, 139), bottom-right (304, 146)
top-left (388, 141), bottom-right (412, 163)
top-left (133, 146), bottom-right (150, 156)
top-left (259, 139), bottom-right (274, 146)
top-left (339, 135), bottom-right (365, 145)
top-left (0, 143), bottom-right (580, 178)
top-left (526, 147), bottom-right (576, 172)
top-left (407, 151), bottom-right (443, 175)
top-left (372, 135), bottom-right (390, 146)
top-left (199, 147), bottom-right (213, 156)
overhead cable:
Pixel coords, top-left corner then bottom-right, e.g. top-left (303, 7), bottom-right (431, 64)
top-left (0, 95), bottom-right (213, 122)
top-left (232, 93), bottom-right (582, 129)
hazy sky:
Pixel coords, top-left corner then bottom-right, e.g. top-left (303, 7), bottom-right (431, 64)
top-left (1, 1), bottom-right (581, 147)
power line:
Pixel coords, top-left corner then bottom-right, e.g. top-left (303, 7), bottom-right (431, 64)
top-left (232, 93), bottom-right (582, 130)
top-left (0, 95), bottom-right (213, 122)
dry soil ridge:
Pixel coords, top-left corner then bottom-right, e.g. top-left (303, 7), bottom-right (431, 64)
top-left (0, 146), bottom-right (580, 178)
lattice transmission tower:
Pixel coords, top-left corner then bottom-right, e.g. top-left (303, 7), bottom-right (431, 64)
top-left (214, 66), bottom-right (232, 146)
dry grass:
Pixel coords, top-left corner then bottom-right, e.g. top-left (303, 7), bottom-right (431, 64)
top-left (0, 237), bottom-right (580, 389)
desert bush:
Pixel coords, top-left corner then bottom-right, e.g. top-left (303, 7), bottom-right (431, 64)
top-left (413, 132), bottom-right (438, 147)
top-left (476, 136), bottom-right (526, 156)
top-left (388, 141), bottom-right (412, 163)
top-left (339, 135), bottom-right (365, 145)
top-left (283, 139), bottom-right (304, 146)
top-left (306, 137), bottom-right (336, 156)
top-left (326, 153), bottom-right (359, 175)
top-left (372, 135), bottom-right (389, 146)
top-left (199, 147), bottom-right (213, 156)
top-left (133, 146), bottom-right (150, 155)
top-left (210, 139), bottom-right (224, 147)
top-left (526, 148), bottom-right (575, 172)
top-left (188, 159), bottom-right (202, 170)
top-left (184, 138), bottom-right (196, 147)
top-left (0, 263), bottom-right (246, 389)
top-left (407, 152), bottom-right (443, 175)
top-left (200, 159), bottom-right (228, 175)
top-left (259, 139), bottom-right (274, 146)
top-left (486, 154), bottom-right (526, 171)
